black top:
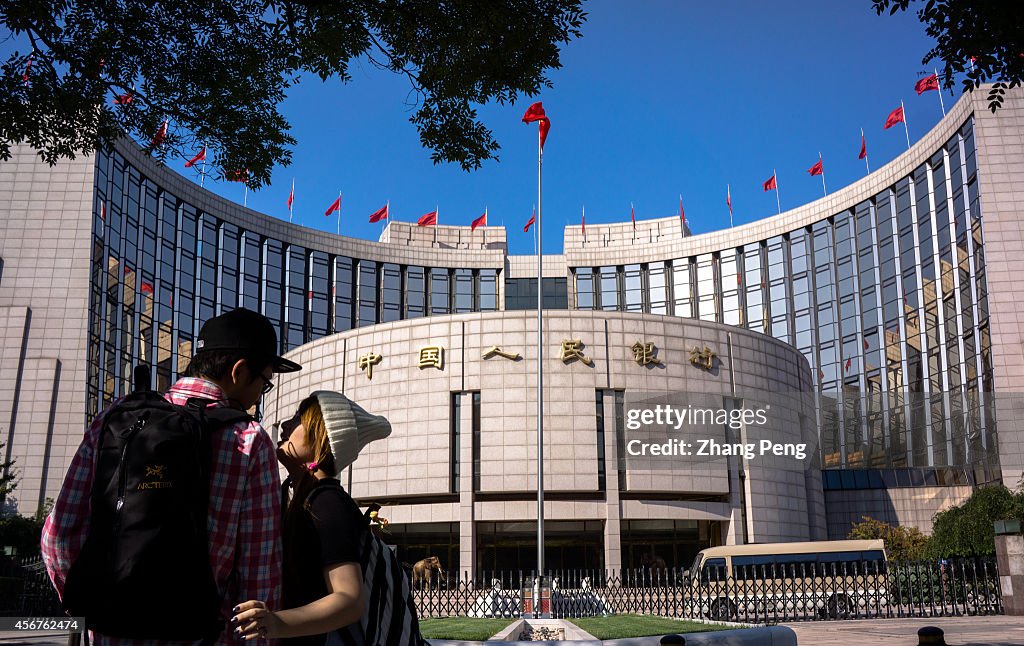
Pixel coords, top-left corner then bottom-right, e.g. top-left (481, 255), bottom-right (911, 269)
top-left (282, 477), bottom-right (369, 646)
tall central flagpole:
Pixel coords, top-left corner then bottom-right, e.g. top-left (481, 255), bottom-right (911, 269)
top-left (337, 191), bottom-right (342, 235)
top-left (535, 120), bottom-right (545, 581)
top-left (200, 156), bottom-right (207, 188)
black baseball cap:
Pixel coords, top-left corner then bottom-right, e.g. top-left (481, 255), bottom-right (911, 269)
top-left (195, 308), bottom-right (302, 373)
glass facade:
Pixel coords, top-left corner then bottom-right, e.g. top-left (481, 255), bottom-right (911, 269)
top-left (88, 149), bottom-right (500, 415)
top-left (572, 120), bottom-right (992, 472)
top-left (87, 119), bottom-right (992, 476)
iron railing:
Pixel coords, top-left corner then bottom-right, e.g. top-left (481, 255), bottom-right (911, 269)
top-left (411, 558), bottom-right (1002, 622)
top-left (6, 557), bottom-right (1002, 624)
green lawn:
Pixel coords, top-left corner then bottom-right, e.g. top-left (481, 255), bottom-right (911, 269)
top-left (418, 617), bottom-right (515, 641)
top-left (570, 614), bottom-right (735, 640)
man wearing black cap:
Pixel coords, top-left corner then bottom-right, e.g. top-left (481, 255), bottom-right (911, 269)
top-left (42, 308), bottom-right (302, 645)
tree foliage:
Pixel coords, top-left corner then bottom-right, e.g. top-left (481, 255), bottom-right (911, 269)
top-left (927, 484), bottom-right (1024, 558)
top-left (847, 516), bottom-right (929, 562)
top-left (0, 0), bottom-right (585, 186)
top-left (872, 0), bottom-right (1024, 111)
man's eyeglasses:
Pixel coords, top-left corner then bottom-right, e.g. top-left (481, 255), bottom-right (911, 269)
top-left (258, 373), bottom-right (274, 395)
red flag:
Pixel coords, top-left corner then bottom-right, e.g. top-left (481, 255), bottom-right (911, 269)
top-left (227, 169), bottom-right (249, 182)
top-left (325, 195), bottom-right (342, 216)
top-left (858, 133), bottom-right (867, 160)
top-left (807, 158), bottom-right (823, 176)
top-left (581, 209), bottom-right (586, 236)
top-left (368, 203), bottom-right (388, 223)
top-left (521, 102), bottom-right (551, 150)
top-left (883, 106), bottom-right (905, 129)
top-left (21, 55), bottom-right (33, 83)
top-left (151, 120), bottom-right (168, 147)
top-left (100, 202), bottom-right (106, 221)
top-left (914, 74), bottom-right (939, 95)
top-left (763, 174), bottom-right (777, 191)
top-left (184, 147), bottom-right (206, 168)
top-left (524, 209), bottom-right (536, 233)
top-left (418, 210), bottom-right (437, 226)
top-left (140, 281), bottom-right (154, 295)
top-left (287, 184), bottom-right (295, 210)
top-left (845, 358), bottom-right (852, 372)
top-left (471, 212), bottom-right (487, 230)
top-left (863, 339), bottom-right (870, 350)
top-left (679, 196), bottom-right (685, 224)
top-left (630, 204), bottom-right (636, 230)
top-left (113, 92), bottom-right (133, 105)
top-left (818, 369), bottom-right (825, 380)
top-left (726, 186), bottom-right (733, 215)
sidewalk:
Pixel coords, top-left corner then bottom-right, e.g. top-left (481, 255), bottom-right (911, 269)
top-left (785, 616), bottom-right (1024, 645)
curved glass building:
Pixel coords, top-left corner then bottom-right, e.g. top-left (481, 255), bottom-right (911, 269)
top-left (2, 85), bottom-right (1022, 571)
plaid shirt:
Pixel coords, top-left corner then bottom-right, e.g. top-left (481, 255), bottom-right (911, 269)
top-left (41, 378), bottom-right (282, 645)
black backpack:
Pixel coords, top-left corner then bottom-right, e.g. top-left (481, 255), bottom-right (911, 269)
top-left (62, 391), bottom-right (251, 640)
top-left (306, 483), bottom-right (429, 646)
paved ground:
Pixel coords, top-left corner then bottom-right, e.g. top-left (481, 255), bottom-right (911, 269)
top-left (3, 617), bottom-right (1022, 645)
top-left (785, 616), bottom-right (1024, 645)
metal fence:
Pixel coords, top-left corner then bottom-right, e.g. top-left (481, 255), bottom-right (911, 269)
top-left (413, 558), bottom-right (1003, 622)
top-left (0, 556), bottom-right (64, 617)
top-left (5, 557), bottom-right (1002, 624)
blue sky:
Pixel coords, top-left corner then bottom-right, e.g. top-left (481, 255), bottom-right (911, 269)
top-left (22, 2), bottom-right (954, 255)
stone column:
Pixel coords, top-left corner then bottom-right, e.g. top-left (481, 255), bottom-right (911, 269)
top-left (995, 521), bottom-right (1024, 615)
top-left (459, 392), bottom-right (476, 582)
top-left (602, 390), bottom-right (622, 575)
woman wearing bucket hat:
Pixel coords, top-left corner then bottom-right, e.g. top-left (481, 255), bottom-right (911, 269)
top-left (231, 391), bottom-right (428, 645)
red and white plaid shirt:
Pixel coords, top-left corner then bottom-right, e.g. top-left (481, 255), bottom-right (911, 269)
top-left (41, 378), bottom-right (282, 645)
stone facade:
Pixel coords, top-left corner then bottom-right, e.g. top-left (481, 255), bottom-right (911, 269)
top-left (266, 310), bottom-right (822, 577)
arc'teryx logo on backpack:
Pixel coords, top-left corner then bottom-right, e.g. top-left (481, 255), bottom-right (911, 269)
top-left (138, 465), bottom-right (172, 490)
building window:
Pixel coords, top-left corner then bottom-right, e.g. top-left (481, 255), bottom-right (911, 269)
top-left (454, 268), bottom-right (474, 313)
top-left (480, 269), bottom-right (498, 311)
top-left (430, 268), bottom-right (450, 315)
top-left (333, 256), bottom-right (354, 333)
top-left (599, 266), bottom-right (619, 311)
top-left (381, 262), bottom-right (401, 323)
top-left (406, 266), bottom-right (426, 319)
top-left (357, 259), bottom-right (378, 327)
top-left (575, 268), bottom-right (595, 310)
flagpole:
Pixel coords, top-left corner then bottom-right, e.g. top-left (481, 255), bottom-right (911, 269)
top-left (774, 168), bottom-right (781, 215)
top-left (200, 156), bottom-right (206, 188)
top-left (819, 153), bottom-right (827, 196)
top-left (934, 68), bottom-right (946, 116)
top-left (728, 184), bottom-right (733, 228)
top-left (862, 128), bottom-right (870, 174)
top-left (901, 99), bottom-right (911, 150)
top-left (533, 204), bottom-right (538, 256)
top-left (337, 190), bottom-right (342, 235)
top-left (535, 121), bottom-right (545, 583)
top-left (679, 194), bottom-right (685, 237)
top-left (244, 184), bottom-right (248, 208)
top-left (434, 205), bottom-right (438, 246)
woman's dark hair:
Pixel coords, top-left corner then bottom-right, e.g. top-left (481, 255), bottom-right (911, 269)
top-left (184, 350), bottom-right (271, 381)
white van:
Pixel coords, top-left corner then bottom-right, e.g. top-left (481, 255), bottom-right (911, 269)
top-left (687, 539), bottom-right (888, 620)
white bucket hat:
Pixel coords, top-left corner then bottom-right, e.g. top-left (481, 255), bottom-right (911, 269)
top-left (311, 391), bottom-right (392, 471)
